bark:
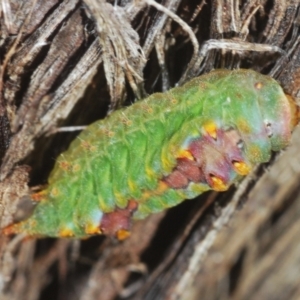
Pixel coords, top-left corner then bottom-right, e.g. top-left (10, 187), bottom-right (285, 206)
top-left (0, 0), bottom-right (300, 299)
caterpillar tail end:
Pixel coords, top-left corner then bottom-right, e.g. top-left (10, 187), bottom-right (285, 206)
top-left (2, 222), bottom-right (25, 236)
top-left (2, 218), bottom-right (37, 237)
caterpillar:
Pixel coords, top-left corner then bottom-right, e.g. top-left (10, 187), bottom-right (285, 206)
top-left (3, 69), bottom-right (299, 240)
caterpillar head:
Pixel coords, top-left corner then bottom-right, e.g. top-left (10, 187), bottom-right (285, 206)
top-left (254, 79), bottom-right (299, 151)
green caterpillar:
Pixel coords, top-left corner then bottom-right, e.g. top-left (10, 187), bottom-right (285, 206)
top-left (4, 69), bottom-right (299, 239)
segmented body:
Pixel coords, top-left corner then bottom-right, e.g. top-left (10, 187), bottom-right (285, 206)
top-left (4, 69), bottom-right (298, 239)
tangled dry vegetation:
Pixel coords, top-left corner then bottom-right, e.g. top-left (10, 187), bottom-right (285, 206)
top-left (0, 0), bottom-right (300, 299)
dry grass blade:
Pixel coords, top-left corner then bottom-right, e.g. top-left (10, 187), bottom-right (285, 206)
top-left (84, 0), bottom-right (146, 109)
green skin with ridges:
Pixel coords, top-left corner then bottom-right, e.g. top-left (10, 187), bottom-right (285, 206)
top-left (9, 69), bottom-right (293, 237)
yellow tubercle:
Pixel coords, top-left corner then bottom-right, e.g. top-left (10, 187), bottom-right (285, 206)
top-left (236, 119), bottom-right (251, 134)
top-left (254, 82), bottom-right (263, 90)
top-left (59, 228), bottom-right (75, 237)
top-left (210, 176), bottom-right (228, 191)
top-left (157, 181), bottom-right (168, 193)
top-left (117, 229), bottom-right (131, 240)
top-left (203, 121), bottom-right (217, 139)
top-left (177, 149), bottom-right (194, 160)
top-left (233, 161), bottom-right (251, 176)
top-left (141, 190), bottom-right (152, 201)
top-left (85, 223), bottom-right (102, 235)
top-left (141, 181), bottom-right (168, 202)
top-left (247, 144), bottom-right (263, 162)
top-left (50, 187), bottom-right (60, 197)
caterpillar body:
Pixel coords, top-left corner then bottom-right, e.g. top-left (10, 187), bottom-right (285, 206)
top-left (4, 69), bottom-right (299, 239)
